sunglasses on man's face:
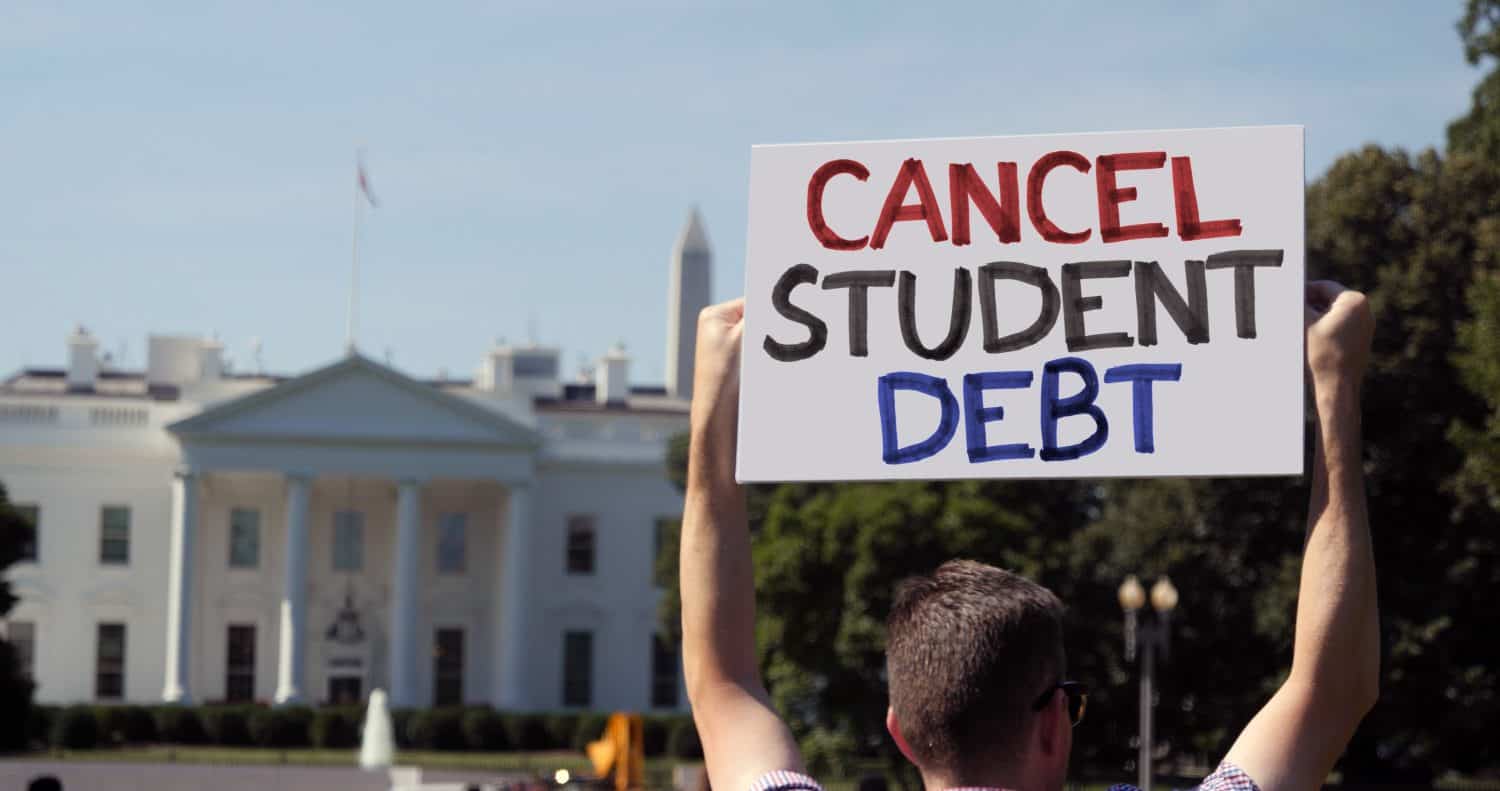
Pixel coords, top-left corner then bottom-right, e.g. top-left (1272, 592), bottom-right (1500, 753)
top-left (1031, 680), bottom-right (1088, 727)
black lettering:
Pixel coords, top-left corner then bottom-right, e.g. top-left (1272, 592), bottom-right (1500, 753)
top-left (977, 261), bottom-right (1059, 353)
top-left (1206, 249), bottom-right (1283, 339)
top-left (1060, 260), bottom-right (1134, 352)
top-left (762, 263), bottom-right (828, 361)
top-left (897, 268), bottom-right (972, 361)
top-left (1134, 260), bottom-right (1209, 346)
top-left (822, 270), bottom-right (896, 357)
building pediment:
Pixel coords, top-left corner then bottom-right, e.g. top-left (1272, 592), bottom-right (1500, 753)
top-left (168, 353), bottom-right (538, 448)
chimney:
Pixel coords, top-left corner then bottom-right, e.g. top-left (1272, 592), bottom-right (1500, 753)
top-left (596, 343), bottom-right (630, 405)
top-left (67, 325), bottom-right (100, 391)
top-left (199, 338), bottom-right (224, 381)
top-left (479, 342), bottom-right (562, 399)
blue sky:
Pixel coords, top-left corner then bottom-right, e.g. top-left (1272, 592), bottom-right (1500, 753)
top-left (2, 2), bottom-right (1483, 384)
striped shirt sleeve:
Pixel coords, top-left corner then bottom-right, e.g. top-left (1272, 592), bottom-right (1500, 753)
top-left (748, 770), bottom-right (824, 791)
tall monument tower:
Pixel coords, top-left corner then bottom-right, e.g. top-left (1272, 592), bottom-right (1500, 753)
top-left (665, 208), bottom-right (712, 399)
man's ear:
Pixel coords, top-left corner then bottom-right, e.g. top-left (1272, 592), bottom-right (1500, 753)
top-left (1035, 691), bottom-right (1064, 758)
top-left (886, 707), bottom-right (918, 765)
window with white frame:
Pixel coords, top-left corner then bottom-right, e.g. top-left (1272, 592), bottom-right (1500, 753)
top-left (433, 627), bottom-right (465, 705)
top-left (229, 508), bottom-right (260, 569)
top-left (99, 506), bottom-right (130, 565)
top-left (565, 515), bottom-right (596, 575)
top-left (225, 624), bottom-right (256, 702)
top-left (437, 513), bottom-right (467, 574)
top-left (332, 510), bottom-right (364, 571)
top-left (562, 630), bottom-right (593, 707)
top-left (96, 622), bottom-right (126, 699)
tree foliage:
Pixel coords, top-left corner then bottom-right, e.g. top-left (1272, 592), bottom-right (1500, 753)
top-left (661, 2), bottom-right (1500, 779)
top-left (0, 482), bottom-right (37, 750)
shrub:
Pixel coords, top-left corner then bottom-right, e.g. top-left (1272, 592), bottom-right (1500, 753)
top-left (52, 706), bottom-right (99, 750)
top-left (800, 727), bottom-right (857, 778)
top-left (543, 713), bottom-right (578, 750)
top-left (97, 706), bottom-right (156, 744)
top-left (641, 716), bottom-right (670, 758)
top-left (153, 706), bottom-right (207, 745)
top-left (202, 706), bottom-right (254, 746)
top-left (462, 708), bottom-right (508, 751)
top-left (572, 712), bottom-right (611, 751)
top-left (666, 717), bottom-right (701, 759)
top-left (428, 708), bottom-right (466, 750)
top-left (508, 713), bottom-right (550, 750)
top-left (312, 707), bottom-right (360, 749)
top-left (390, 709), bottom-right (417, 749)
top-left (28, 705), bottom-right (58, 749)
top-left (249, 706), bottom-right (311, 748)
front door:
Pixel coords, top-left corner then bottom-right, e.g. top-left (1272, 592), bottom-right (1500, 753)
top-left (328, 675), bottom-right (362, 705)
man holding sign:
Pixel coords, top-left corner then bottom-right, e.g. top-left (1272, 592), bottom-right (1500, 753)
top-left (681, 128), bottom-right (1377, 791)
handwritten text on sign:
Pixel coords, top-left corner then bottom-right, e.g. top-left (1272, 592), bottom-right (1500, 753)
top-left (738, 127), bottom-right (1305, 481)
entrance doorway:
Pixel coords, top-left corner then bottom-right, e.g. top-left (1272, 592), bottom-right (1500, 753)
top-left (328, 675), bottom-right (362, 704)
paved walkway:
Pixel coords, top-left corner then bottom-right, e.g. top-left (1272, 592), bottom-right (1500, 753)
top-left (0, 760), bottom-right (522, 791)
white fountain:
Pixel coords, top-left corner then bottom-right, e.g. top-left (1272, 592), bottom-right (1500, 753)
top-left (359, 688), bottom-right (395, 770)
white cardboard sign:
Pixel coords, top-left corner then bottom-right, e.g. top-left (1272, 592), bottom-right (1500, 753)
top-left (738, 126), bottom-right (1304, 482)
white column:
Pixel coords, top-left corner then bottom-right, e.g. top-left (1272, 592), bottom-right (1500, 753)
top-left (495, 482), bottom-right (532, 708)
top-left (161, 468), bottom-right (197, 703)
top-left (275, 473), bottom-right (311, 704)
top-left (388, 478), bottom-right (422, 707)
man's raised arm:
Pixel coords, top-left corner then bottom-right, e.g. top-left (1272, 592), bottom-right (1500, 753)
top-left (1224, 280), bottom-right (1380, 790)
top-left (680, 298), bottom-right (804, 791)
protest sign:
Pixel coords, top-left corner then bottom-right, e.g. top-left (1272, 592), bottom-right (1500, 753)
top-left (738, 126), bottom-right (1304, 482)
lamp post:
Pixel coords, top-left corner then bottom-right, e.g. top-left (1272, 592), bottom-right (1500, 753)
top-left (1119, 575), bottom-right (1179, 791)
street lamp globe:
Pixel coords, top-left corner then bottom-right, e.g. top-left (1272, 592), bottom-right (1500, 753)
top-left (1119, 575), bottom-right (1146, 611)
top-left (1151, 576), bottom-right (1180, 613)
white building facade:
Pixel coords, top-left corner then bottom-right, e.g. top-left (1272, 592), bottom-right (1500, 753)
top-left (0, 214), bottom-right (712, 712)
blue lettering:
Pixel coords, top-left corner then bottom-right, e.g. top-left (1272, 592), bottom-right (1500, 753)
top-left (878, 372), bottom-right (960, 464)
top-left (962, 371), bottom-right (1036, 462)
top-left (1040, 356), bottom-right (1109, 461)
top-left (1104, 363), bottom-right (1182, 453)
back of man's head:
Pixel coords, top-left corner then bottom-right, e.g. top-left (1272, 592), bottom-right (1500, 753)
top-left (885, 560), bottom-right (1066, 777)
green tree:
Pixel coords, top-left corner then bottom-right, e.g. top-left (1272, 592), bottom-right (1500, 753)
top-left (0, 482), bottom-right (37, 750)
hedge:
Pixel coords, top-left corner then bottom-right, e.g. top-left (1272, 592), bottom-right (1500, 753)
top-left (25, 702), bottom-right (695, 754)
top-left (572, 712), bottom-right (611, 751)
top-left (201, 706), bottom-right (254, 746)
top-left (462, 708), bottom-right (508, 750)
top-left (248, 706), bottom-right (311, 748)
top-left (96, 705), bottom-right (156, 744)
top-left (667, 717), bottom-right (702, 759)
top-left (311, 707), bottom-right (360, 749)
top-left (52, 706), bottom-right (99, 750)
top-left (153, 706), bottom-right (208, 745)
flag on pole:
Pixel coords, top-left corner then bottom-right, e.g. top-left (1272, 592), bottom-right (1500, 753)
top-left (357, 152), bottom-right (379, 208)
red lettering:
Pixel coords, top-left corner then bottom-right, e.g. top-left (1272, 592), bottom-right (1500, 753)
top-left (1026, 151), bottom-right (1092, 244)
top-left (1171, 156), bottom-right (1242, 241)
top-left (1096, 152), bottom-right (1169, 243)
top-left (807, 159), bottom-right (871, 250)
top-left (870, 158), bottom-right (948, 250)
top-left (949, 162), bottom-right (1020, 246)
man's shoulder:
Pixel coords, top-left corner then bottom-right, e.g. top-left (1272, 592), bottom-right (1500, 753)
top-left (1109, 762), bottom-right (1259, 791)
top-left (749, 763), bottom-right (1257, 791)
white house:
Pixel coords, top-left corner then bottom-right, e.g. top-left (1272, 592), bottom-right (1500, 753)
top-left (0, 211), bottom-right (715, 712)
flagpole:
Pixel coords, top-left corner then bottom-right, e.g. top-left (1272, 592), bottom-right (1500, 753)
top-left (347, 152), bottom-right (362, 355)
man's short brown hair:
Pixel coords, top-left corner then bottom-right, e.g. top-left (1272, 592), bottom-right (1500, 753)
top-left (885, 560), bottom-right (1066, 774)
